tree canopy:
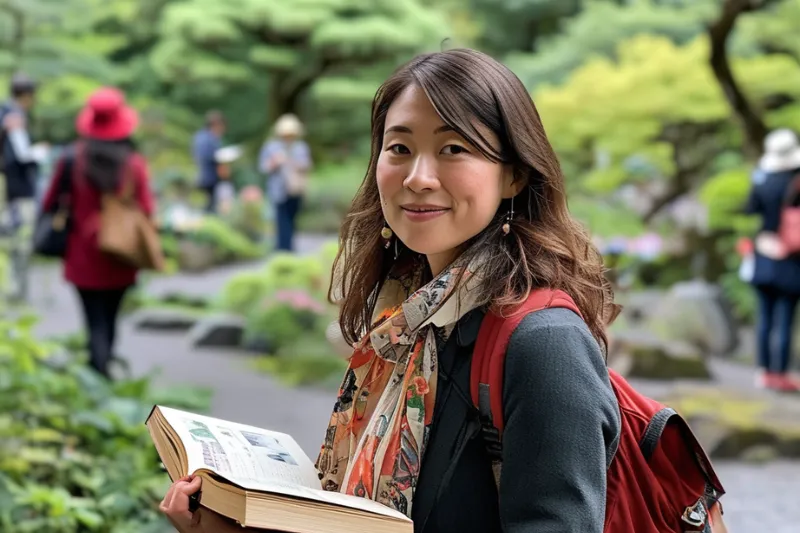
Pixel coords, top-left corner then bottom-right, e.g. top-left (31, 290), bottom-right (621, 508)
top-left (2, 0), bottom-right (799, 271)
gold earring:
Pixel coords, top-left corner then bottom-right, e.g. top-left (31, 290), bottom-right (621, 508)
top-left (381, 225), bottom-right (393, 248)
top-left (502, 195), bottom-right (514, 235)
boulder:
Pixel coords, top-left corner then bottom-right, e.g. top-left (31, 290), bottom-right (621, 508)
top-left (611, 337), bottom-right (711, 381)
top-left (132, 308), bottom-right (200, 331)
top-left (655, 388), bottom-right (800, 460)
top-left (188, 315), bottom-right (246, 349)
top-left (177, 240), bottom-right (218, 272)
top-left (649, 281), bottom-right (739, 356)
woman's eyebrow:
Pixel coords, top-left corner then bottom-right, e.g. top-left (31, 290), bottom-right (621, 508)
top-left (384, 124), bottom-right (455, 135)
top-left (385, 125), bottom-right (412, 134)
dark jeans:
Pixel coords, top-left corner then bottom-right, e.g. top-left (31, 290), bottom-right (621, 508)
top-left (202, 184), bottom-right (217, 213)
top-left (276, 196), bottom-right (301, 252)
top-left (756, 287), bottom-right (800, 373)
top-left (76, 286), bottom-right (129, 378)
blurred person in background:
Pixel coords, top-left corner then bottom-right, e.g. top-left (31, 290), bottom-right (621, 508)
top-left (41, 87), bottom-right (155, 379)
top-left (259, 113), bottom-right (312, 252)
top-left (192, 110), bottom-right (226, 213)
top-left (744, 128), bottom-right (800, 392)
top-left (0, 73), bottom-right (49, 300)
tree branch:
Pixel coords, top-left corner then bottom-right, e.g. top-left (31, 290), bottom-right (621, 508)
top-left (643, 121), bottom-right (724, 223)
top-left (707, 0), bottom-right (778, 159)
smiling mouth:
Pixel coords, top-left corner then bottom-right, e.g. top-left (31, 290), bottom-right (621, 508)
top-left (401, 207), bottom-right (450, 213)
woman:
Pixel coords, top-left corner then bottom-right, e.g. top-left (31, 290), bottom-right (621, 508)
top-left (259, 114), bottom-right (312, 252)
top-left (162, 49), bottom-right (621, 532)
top-left (744, 128), bottom-right (800, 392)
top-left (42, 87), bottom-right (155, 379)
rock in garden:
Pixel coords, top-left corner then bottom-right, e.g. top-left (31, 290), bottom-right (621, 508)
top-left (188, 315), bottom-right (246, 349)
top-left (649, 280), bottom-right (738, 356)
top-left (131, 308), bottom-right (200, 331)
top-left (611, 337), bottom-right (711, 381)
top-left (177, 240), bottom-right (218, 272)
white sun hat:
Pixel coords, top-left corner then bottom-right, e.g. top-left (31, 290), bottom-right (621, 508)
top-left (274, 114), bottom-right (304, 137)
top-left (759, 128), bottom-right (800, 173)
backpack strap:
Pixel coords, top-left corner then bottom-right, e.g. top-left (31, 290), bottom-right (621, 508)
top-left (470, 289), bottom-right (582, 482)
top-left (641, 406), bottom-right (726, 513)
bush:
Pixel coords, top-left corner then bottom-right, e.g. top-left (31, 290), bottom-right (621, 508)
top-left (296, 160), bottom-right (364, 234)
top-left (252, 337), bottom-right (348, 388)
top-left (0, 313), bottom-right (211, 532)
top-left (219, 253), bottom-right (332, 317)
top-left (184, 217), bottom-right (266, 263)
top-left (243, 289), bottom-right (329, 352)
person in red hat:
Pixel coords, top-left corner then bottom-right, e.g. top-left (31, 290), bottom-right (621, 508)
top-left (41, 87), bottom-right (156, 379)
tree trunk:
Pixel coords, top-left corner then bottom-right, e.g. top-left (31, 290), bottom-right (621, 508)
top-left (707, 0), bottom-right (775, 159)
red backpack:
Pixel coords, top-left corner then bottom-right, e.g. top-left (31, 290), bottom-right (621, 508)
top-left (780, 174), bottom-right (800, 255)
top-left (471, 289), bottom-right (727, 533)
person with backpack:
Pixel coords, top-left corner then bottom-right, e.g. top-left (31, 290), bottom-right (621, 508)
top-left (744, 128), bottom-right (800, 393)
top-left (161, 49), bottom-right (727, 533)
top-left (40, 87), bottom-right (156, 379)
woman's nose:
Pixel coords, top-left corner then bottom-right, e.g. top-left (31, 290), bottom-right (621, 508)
top-left (403, 155), bottom-right (440, 192)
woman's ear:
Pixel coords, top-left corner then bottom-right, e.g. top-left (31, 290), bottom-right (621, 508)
top-left (501, 166), bottom-right (526, 199)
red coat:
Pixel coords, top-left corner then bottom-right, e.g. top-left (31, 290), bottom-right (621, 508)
top-left (42, 148), bottom-right (155, 289)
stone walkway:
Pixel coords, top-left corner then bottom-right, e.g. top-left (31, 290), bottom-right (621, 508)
top-left (25, 234), bottom-right (799, 532)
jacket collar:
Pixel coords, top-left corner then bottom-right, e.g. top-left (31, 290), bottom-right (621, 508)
top-left (456, 308), bottom-right (484, 347)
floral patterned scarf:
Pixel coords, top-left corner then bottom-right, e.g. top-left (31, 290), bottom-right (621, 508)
top-left (316, 254), bottom-right (484, 517)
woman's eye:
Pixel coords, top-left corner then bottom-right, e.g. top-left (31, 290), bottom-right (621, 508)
top-left (442, 144), bottom-right (469, 155)
top-left (388, 144), bottom-right (410, 155)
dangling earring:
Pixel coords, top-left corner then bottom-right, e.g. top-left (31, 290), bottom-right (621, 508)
top-left (381, 223), bottom-right (393, 249)
top-left (502, 195), bottom-right (514, 235)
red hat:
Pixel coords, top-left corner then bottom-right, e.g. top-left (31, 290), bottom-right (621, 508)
top-left (76, 87), bottom-right (138, 141)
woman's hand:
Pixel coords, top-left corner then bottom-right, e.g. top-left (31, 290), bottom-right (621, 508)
top-left (160, 476), bottom-right (202, 532)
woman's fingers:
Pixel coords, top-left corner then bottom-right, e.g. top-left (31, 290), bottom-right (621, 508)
top-left (160, 476), bottom-right (203, 525)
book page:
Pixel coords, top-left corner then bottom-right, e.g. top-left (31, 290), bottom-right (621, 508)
top-left (157, 406), bottom-right (320, 490)
top-left (156, 406), bottom-right (411, 523)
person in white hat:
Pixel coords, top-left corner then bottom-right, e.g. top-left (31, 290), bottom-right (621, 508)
top-left (258, 114), bottom-right (312, 252)
top-left (744, 128), bottom-right (800, 392)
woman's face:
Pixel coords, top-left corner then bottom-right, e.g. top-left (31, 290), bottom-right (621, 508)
top-left (377, 85), bottom-right (520, 275)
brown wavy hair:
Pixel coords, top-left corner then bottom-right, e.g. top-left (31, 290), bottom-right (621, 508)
top-left (329, 48), bottom-right (620, 349)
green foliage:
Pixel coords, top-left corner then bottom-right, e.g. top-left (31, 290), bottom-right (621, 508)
top-left (149, 0), bottom-right (449, 154)
top-left (0, 312), bottom-right (211, 532)
top-left (507, 0), bottom-right (716, 89)
top-left (218, 246), bottom-right (344, 385)
top-left (298, 159), bottom-right (366, 233)
top-left (180, 217), bottom-right (267, 264)
top-left (252, 337), bottom-right (348, 388)
top-left (698, 168), bottom-right (759, 233)
top-left (219, 252), bottom-right (331, 316)
top-left (243, 289), bottom-right (328, 352)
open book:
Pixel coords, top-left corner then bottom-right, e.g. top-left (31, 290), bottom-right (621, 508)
top-left (146, 406), bottom-right (412, 533)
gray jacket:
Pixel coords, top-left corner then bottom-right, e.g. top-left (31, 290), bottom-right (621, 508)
top-left (411, 307), bottom-right (621, 533)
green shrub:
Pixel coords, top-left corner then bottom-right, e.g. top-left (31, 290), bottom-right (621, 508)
top-left (0, 313), bottom-right (211, 532)
top-left (252, 337), bottom-right (348, 388)
top-left (243, 289), bottom-right (328, 352)
top-left (186, 217), bottom-right (266, 263)
top-left (219, 253), bottom-right (331, 318)
top-left (296, 160), bottom-right (364, 234)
